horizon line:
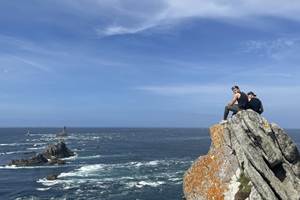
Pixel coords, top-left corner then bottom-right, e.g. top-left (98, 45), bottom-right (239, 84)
top-left (0, 126), bottom-right (299, 130)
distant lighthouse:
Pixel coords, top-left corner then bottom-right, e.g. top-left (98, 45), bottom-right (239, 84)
top-left (56, 126), bottom-right (68, 137)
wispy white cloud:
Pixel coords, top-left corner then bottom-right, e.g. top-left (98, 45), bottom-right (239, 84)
top-left (243, 38), bottom-right (300, 59)
top-left (10, 56), bottom-right (51, 72)
top-left (244, 38), bottom-right (297, 51)
top-left (10, 1), bottom-right (300, 37)
top-left (135, 84), bottom-right (300, 97)
top-left (0, 34), bottom-right (69, 57)
top-left (0, 35), bottom-right (57, 74)
top-left (135, 84), bottom-right (233, 96)
top-left (85, 0), bottom-right (300, 36)
top-left (0, 54), bottom-right (52, 76)
top-left (164, 0), bottom-right (300, 20)
top-left (97, 24), bottom-right (155, 36)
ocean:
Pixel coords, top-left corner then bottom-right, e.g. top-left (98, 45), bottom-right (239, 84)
top-left (0, 128), bottom-right (299, 200)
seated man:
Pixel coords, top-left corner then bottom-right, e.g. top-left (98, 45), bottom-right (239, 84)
top-left (247, 91), bottom-right (264, 114)
top-left (222, 85), bottom-right (248, 122)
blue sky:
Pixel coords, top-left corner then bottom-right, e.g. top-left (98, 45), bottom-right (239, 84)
top-left (0, 0), bottom-right (300, 128)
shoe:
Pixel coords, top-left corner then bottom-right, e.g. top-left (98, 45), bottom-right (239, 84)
top-left (220, 120), bottom-right (227, 124)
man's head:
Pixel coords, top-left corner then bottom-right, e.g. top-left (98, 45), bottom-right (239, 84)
top-left (231, 85), bottom-right (240, 94)
top-left (247, 91), bottom-right (256, 99)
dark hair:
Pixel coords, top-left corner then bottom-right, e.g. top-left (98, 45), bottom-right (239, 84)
top-left (247, 91), bottom-right (256, 96)
top-left (231, 85), bottom-right (239, 90)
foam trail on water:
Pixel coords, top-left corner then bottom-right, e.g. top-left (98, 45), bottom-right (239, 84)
top-left (0, 143), bottom-right (33, 146)
top-left (36, 187), bottom-right (51, 191)
top-left (126, 180), bottom-right (165, 188)
top-left (0, 164), bottom-right (79, 169)
top-left (58, 164), bottom-right (105, 178)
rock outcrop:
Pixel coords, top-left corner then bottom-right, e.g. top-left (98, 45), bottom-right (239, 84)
top-left (9, 142), bottom-right (73, 166)
top-left (183, 110), bottom-right (300, 200)
top-left (46, 174), bottom-right (59, 180)
top-left (9, 154), bottom-right (48, 166)
top-left (42, 141), bottom-right (74, 159)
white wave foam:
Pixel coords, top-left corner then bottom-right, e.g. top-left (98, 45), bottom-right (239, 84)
top-left (129, 160), bottom-right (160, 168)
top-left (36, 187), bottom-right (51, 191)
top-left (0, 165), bottom-right (18, 169)
top-left (131, 162), bottom-right (143, 167)
top-left (30, 133), bottom-right (56, 137)
top-left (33, 143), bottom-right (47, 146)
top-left (58, 164), bottom-right (105, 178)
top-left (0, 150), bottom-right (33, 155)
top-left (61, 153), bottom-right (78, 160)
top-left (130, 159), bottom-right (189, 168)
top-left (37, 177), bottom-right (101, 188)
top-left (126, 180), bottom-right (165, 188)
top-left (0, 142), bottom-right (33, 146)
top-left (77, 155), bottom-right (102, 160)
top-left (27, 146), bottom-right (45, 150)
top-left (169, 177), bottom-right (182, 182)
top-left (67, 135), bottom-right (102, 141)
top-left (37, 178), bottom-right (64, 186)
top-left (147, 160), bottom-right (159, 166)
top-left (57, 159), bottom-right (189, 178)
top-left (138, 180), bottom-right (165, 187)
top-left (61, 154), bottom-right (103, 161)
top-left (0, 164), bottom-right (75, 170)
top-left (73, 148), bottom-right (85, 152)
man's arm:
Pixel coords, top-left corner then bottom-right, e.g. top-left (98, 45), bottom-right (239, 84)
top-left (228, 93), bottom-right (239, 106)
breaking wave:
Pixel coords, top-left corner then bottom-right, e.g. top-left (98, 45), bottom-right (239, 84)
top-left (35, 158), bottom-right (188, 193)
top-left (0, 164), bottom-right (78, 170)
top-left (0, 142), bottom-right (33, 146)
top-left (125, 180), bottom-right (165, 188)
top-left (0, 150), bottom-right (34, 155)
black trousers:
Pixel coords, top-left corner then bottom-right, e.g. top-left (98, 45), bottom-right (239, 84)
top-left (224, 104), bottom-right (240, 120)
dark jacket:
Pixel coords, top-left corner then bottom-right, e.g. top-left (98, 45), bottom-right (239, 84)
top-left (248, 98), bottom-right (264, 114)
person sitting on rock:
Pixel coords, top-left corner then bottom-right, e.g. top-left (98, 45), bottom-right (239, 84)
top-left (247, 91), bottom-right (264, 114)
top-left (222, 85), bottom-right (249, 123)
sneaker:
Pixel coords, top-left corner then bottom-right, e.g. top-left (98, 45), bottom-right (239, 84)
top-left (220, 120), bottom-right (227, 124)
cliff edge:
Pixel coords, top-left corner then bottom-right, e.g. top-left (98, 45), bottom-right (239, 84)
top-left (183, 110), bottom-right (300, 200)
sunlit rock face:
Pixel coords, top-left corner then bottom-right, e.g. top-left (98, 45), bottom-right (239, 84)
top-left (183, 110), bottom-right (300, 200)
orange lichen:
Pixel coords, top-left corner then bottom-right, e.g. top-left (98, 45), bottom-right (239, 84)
top-left (209, 124), bottom-right (225, 149)
top-left (183, 148), bottom-right (227, 200)
top-left (183, 124), bottom-right (229, 200)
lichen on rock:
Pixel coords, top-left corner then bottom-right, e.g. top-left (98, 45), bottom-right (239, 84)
top-left (183, 110), bottom-right (300, 200)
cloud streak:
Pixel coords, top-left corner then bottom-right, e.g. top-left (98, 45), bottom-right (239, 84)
top-left (136, 84), bottom-right (229, 95)
top-left (90, 0), bottom-right (300, 36)
top-left (4, 1), bottom-right (300, 37)
top-left (10, 56), bottom-right (51, 72)
top-left (243, 38), bottom-right (300, 59)
top-left (136, 84), bottom-right (300, 98)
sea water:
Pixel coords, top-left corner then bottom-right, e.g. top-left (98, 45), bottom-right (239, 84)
top-left (0, 128), bottom-right (299, 200)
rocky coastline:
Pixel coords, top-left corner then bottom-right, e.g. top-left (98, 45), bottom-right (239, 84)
top-left (183, 110), bottom-right (300, 200)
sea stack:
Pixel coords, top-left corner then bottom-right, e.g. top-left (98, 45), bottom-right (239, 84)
top-left (8, 141), bottom-right (74, 166)
top-left (183, 110), bottom-right (300, 200)
top-left (43, 141), bottom-right (74, 159)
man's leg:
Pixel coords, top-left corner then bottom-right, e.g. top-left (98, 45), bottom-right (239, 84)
top-left (224, 105), bottom-right (239, 120)
top-left (231, 105), bottom-right (240, 116)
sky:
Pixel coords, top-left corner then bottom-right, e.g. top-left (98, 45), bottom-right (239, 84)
top-left (0, 0), bottom-right (300, 128)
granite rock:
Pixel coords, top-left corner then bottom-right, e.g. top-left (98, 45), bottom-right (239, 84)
top-left (183, 110), bottom-right (300, 200)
